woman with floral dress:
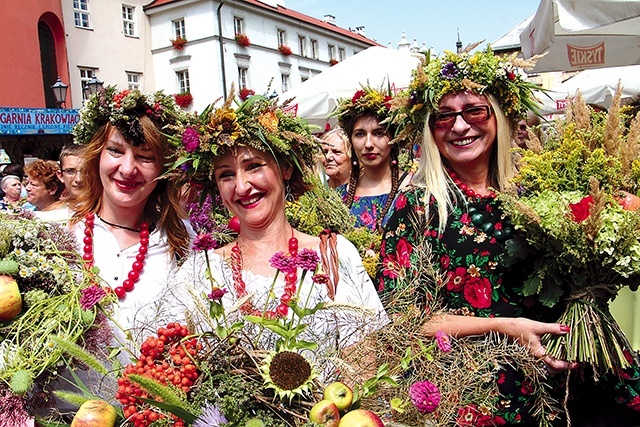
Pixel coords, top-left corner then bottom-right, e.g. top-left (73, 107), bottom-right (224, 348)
top-left (377, 47), bottom-right (640, 426)
top-left (333, 86), bottom-right (410, 232)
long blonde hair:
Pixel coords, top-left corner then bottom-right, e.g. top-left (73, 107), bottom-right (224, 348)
top-left (70, 119), bottom-right (190, 260)
top-left (412, 94), bottom-right (515, 231)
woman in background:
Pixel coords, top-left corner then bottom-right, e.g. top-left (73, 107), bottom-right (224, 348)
top-left (320, 126), bottom-right (351, 188)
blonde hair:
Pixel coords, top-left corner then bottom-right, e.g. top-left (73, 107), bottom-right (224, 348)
top-left (320, 127), bottom-right (351, 159)
top-left (412, 94), bottom-right (515, 231)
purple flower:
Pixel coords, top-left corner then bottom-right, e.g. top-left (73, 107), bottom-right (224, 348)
top-left (269, 252), bottom-right (297, 274)
top-left (182, 126), bottom-right (201, 153)
top-left (208, 287), bottom-right (228, 301)
top-left (312, 272), bottom-right (330, 285)
top-left (193, 233), bottom-right (218, 251)
top-left (440, 62), bottom-right (458, 79)
top-left (409, 380), bottom-right (441, 414)
top-left (296, 248), bottom-right (320, 271)
top-left (193, 403), bottom-right (228, 427)
top-left (435, 330), bottom-right (452, 353)
top-left (79, 284), bottom-right (107, 310)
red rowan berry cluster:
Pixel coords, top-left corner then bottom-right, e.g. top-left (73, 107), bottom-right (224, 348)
top-left (112, 90), bottom-right (131, 109)
top-left (116, 323), bottom-right (201, 427)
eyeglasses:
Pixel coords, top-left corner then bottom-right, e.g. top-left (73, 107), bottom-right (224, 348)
top-left (430, 105), bottom-right (493, 129)
top-left (62, 168), bottom-right (83, 177)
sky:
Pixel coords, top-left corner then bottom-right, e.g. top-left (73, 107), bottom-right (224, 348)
top-left (286, 0), bottom-right (542, 54)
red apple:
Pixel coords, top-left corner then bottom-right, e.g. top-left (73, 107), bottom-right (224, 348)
top-left (323, 381), bottom-right (353, 412)
top-left (338, 409), bottom-right (384, 427)
top-left (309, 399), bottom-right (341, 427)
top-left (618, 191), bottom-right (640, 211)
top-left (228, 216), bottom-right (241, 233)
top-left (0, 275), bottom-right (21, 322)
top-left (71, 399), bottom-right (117, 427)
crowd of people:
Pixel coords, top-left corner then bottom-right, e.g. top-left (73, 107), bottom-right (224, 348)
top-left (2, 45), bottom-right (639, 427)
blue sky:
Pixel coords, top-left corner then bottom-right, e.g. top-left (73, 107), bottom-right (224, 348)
top-left (287, 0), bottom-right (542, 54)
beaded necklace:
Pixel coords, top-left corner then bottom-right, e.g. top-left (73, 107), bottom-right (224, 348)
top-left (231, 232), bottom-right (299, 319)
top-left (447, 170), bottom-right (514, 241)
top-left (82, 212), bottom-right (150, 299)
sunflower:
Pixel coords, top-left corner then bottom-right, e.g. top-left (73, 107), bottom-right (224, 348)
top-left (260, 350), bottom-right (317, 402)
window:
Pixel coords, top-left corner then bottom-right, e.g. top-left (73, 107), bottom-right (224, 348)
top-left (338, 47), bottom-right (346, 61)
top-left (73, 0), bottom-right (90, 28)
top-left (176, 70), bottom-right (190, 93)
top-left (79, 68), bottom-right (95, 100)
top-left (298, 36), bottom-right (306, 56)
top-left (173, 18), bottom-right (185, 39)
top-left (238, 67), bottom-right (248, 89)
top-left (277, 29), bottom-right (286, 47)
top-left (281, 74), bottom-right (290, 92)
top-left (328, 44), bottom-right (336, 60)
top-left (234, 17), bottom-right (244, 35)
top-left (310, 39), bottom-right (318, 59)
top-left (122, 5), bottom-right (136, 37)
top-left (127, 73), bottom-right (141, 90)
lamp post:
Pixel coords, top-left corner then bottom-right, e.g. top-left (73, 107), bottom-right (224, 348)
top-left (51, 77), bottom-right (68, 108)
top-left (83, 75), bottom-right (104, 99)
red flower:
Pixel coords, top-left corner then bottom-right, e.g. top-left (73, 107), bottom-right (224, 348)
top-left (506, 70), bottom-right (516, 80)
top-left (439, 254), bottom-right (450, 270)
top-left (278, 45), bottom-right (292, 55)
top-left (171, 36), bottom-right (187, 51)
top-left (239, 88), bottom-right (255, 101)
top-left (446, 267), bottom-right (467, 292)
top-left (351, 90), bottom-right (366, 103)
top-left (456, 404), bottom-right (480, 426)
top-left (569, 195), bottom-right (594, 222)
top-left (395, 193), bottom-right (407, 209)
top-left (329, 58), bottom-right (339, 66)
top-left (627, 395), bottom-right (640, 411)
top-left (463, 276), bottom-right (492, 308)
top-left (395, 238), bottom-right (413, 268)
top-left (235, 33), bottom-right (251, 47)
top-left (174, 92), bottom-right (193, 109)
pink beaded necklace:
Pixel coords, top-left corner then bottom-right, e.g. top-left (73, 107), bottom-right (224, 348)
top-left (82, 212), bottom-right (150, 299)
top-left (230, 233), bottom-right (299, 319)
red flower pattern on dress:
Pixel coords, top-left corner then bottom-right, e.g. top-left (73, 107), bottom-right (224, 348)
top-left (463, 276), bottom-right (492, 309)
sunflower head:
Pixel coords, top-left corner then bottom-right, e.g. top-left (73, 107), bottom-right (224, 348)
top-left (260, 350), bottom-right (317, 402)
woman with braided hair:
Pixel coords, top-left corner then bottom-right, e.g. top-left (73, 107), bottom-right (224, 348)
top-left (334, 86), bottom-right (410, 232)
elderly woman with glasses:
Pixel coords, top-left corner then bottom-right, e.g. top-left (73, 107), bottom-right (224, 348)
top-left (377, 47), bottom-right (640, 426)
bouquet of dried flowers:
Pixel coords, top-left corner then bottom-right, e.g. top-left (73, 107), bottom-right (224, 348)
top-left (499, 86), bottom-right (640, 375)
top-left (0, 211), bottom-right (111, 425)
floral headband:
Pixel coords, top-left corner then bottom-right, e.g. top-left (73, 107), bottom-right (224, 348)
top-left (390, 46), bottom-right (542, 142)
top-left (73, 86), bottom-right (184, 146)
top-left (166, 92), bottom-right (320, 190)
top-left (333, 85), bottom-right (394, 135)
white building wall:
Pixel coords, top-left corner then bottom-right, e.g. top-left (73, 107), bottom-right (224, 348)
top-left (62, 0), bottom-right (155, 108)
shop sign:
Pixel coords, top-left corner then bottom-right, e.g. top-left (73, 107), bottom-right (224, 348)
top-left (0, 108), bottom-right (80, 135)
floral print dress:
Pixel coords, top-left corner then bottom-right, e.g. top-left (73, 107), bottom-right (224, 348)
top-left (377, 185), bottom-right (640, 426)
top-left (336, 184), bottom-right (389, 231)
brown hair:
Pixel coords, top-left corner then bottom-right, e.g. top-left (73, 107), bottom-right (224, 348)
top-left (70, 118), bottom-right (190, 260)
top-left (24, 159), bottom-right (65, 197)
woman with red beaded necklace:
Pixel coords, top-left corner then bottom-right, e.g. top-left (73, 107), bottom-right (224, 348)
top-left (68, 87), bottom-right (192, 332)
top-left (378, 47), bottom-right (640, 427)
top-left (173, 94), bottom-right (387, 354)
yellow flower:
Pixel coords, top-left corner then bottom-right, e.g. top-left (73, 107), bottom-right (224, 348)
top-left (208, 107), bottom-right (241, 140)
top-left (257, 111), bottom-right (279, 132)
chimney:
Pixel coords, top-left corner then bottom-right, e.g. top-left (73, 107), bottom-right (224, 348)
top-left (323, 14), bottom-right (336, 25)
top-left (354, 26), bottom-right (366, 36)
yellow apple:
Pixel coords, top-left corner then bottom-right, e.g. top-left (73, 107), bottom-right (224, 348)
top-left (0, 275), bottom-right (21, 322)
top-left (71, 399), bottom-right (117, 427)
top-left (323, 381), bottom-right (353, 412)
top-left (309, 399), bottom-right (341, 427)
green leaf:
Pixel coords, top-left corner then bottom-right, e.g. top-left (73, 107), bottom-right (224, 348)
top-left (522, 274), bottom-right (542, 297)
top-left (390, 397), bottom-right (408, 413)
top-left (127, 374), bottom-right (197, 422)
top-left (290, 301), bottom-right (326, 318)
top-left (135, 395), bottom-right (198, 423)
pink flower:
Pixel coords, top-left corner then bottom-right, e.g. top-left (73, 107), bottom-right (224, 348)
top-left (409, 380), bottom-right (441, 414)
top-left (269, 251), bottom-right (297, 273)
top-left (182, 126), bottom-right (200, 153)
top-left (296, 248), bottom-right (319, 271)
top-left (193, 233), bottom-right (217, 251)
top-left (312, 272), bottom-right (330, 285)
top-left (435, 330), bottom-right (452, 353)
top-left (208, 287), bottom-right (228, 301)
top-left (79, 284), bottom-right (107, 310)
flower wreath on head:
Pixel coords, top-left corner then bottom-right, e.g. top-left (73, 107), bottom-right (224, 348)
top-left (73, 86), bottom-right (185, 146)
top-left (166, 87), bottom-right (321, 197)
top-left (390, 44), bottom-right (543, 143)
top-left (333, 84), bottom-right (406, 143)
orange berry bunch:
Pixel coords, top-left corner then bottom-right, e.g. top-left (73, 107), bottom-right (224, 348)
top-left (116, 323), bottom-right (201, 427)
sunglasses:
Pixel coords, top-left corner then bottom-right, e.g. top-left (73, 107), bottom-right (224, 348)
top-left (430, 105), bottom-right (493, 129)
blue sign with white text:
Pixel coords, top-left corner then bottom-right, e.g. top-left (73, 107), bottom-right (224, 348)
top-left (0, 108), bottom-right (80, 135)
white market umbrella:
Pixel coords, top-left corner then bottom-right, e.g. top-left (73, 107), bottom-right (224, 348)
top-left (538, 65), bottom-right (640, 114)
top-left (520, 0), bottom-right (640, 73)
top-left (279, 46), bottom-right (422, 128)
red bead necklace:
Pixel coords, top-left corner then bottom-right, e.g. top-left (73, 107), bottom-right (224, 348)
top-left (231, 233), bottom-right (299, 319)
top-left (447, 169), bottom-right (496, 200)
top-left (82, 212), bottom-right (150, 299)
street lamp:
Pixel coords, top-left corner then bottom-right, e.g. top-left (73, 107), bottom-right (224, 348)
top-left (83, 75), bottom-right (104, 98)
top-left (51, 77), bottom-right (68, 108)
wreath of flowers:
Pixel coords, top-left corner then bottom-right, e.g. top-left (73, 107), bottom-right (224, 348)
top-left (73, 86), bottom-right (185, 147)
top-left (333, 85), bottom-right (394, 135)
top-left (166, 87), bottom-right (321, 197)
top-left (390, 45), bottom-right (542, 144)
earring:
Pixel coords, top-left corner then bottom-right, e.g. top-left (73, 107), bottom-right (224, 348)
top-left (391, 159), bottom-right (398, 166)
top-left (352, 160), bottom-right (358, 166)
top-left (285, 180), bottom-right (294, 202)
